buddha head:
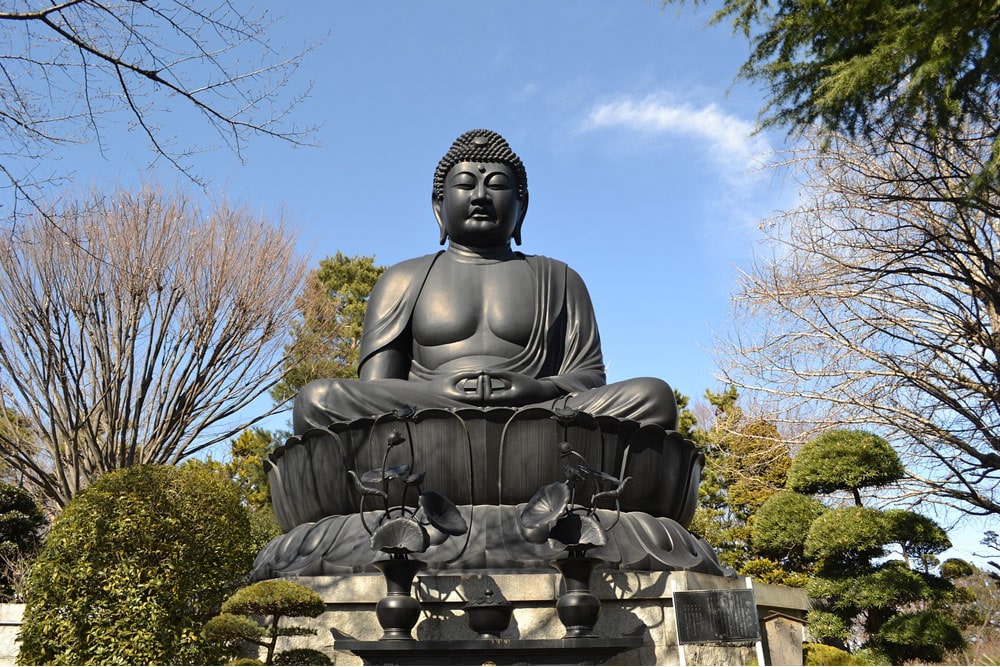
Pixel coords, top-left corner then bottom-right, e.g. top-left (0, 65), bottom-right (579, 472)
top-left (432, 130), bottom-right (529, 247)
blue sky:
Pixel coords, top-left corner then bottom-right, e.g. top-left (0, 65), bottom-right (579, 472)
top-left (42, 3), bottom-right (992, 563)
top-left (87, 1), bottom-right (790, 404)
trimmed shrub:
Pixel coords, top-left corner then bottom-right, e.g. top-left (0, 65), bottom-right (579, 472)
top-left (877, 609), bottom-right (965, 663)
top-left (787, 430), bottom-right (903, 496)
top-left (17, 463), bottom-right (255, 665)
top-left (803, 643), bottom-right (862, 666)
top-left (273, 648), bottom-right (332, 665)
top-left (753, 490), bottom-right (826, 563)
top-left (204, 579), bottom-right (328, 665)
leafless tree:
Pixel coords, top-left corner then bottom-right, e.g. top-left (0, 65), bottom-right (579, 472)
top-left (0, 1), bottom-right (315, 225)
top-left (0, 186), bottom-right (306, 508)
top-left (720, 113), bottom-right (1000, 519)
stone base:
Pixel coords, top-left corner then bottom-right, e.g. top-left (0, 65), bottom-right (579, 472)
top-left (270, 570), bottom-right (810, 666)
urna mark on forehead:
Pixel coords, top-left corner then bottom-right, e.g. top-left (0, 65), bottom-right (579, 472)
top-left (432, 129), bottom-right (528, 202)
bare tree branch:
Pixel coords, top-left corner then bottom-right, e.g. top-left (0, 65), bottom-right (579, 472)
top-left (0, 1), bottom-right (317, 228)
top-left (719, 110), bottom-right (1000, 519)
top-left (0, 185), bottom-right (306, 508)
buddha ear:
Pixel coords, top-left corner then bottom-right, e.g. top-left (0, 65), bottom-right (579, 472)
top-left (513, 192), bottom-right (529, 246)
top-left (432, 196), bottom-right (447, 245)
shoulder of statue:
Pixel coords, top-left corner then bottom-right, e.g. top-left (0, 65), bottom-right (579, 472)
top-left (368, 251), bottom-right (442, 306)
top-left (375, 252), bottom-right (441, 287)
top-left (522, 253), bottom-right (569, 273)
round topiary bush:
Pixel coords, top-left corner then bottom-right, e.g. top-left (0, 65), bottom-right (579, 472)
top-left (204, 579), bottom-right (327, 665)
top-left (17, 463), bottom-right (256, 665)
top-left (787, 430), bottom-right (904, 497)
top-left (753, 490), bottom-right (827, 563)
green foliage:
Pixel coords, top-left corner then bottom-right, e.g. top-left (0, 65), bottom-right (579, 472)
top-left (741, 558), bottom-right (808, 588)
top-left (223, 579), bottom-right (326, 619)
top-left (204, 580), bottom-right (327, 666)
top-left (17, 463), bottom-right (255, 666)
top-left (674, 389), bottom-right (698, 440)
top-left (808, 561), bottom-right (947, 613)
top-left (940, 557), bottom-right (976, 580)
top-left (227, 428), bottom-right (281, 511)
top-left (806, 611), bottom-right (850, 644)
top-left (272, 252), bottom-right (385, 402)
top-left (753, 490), bottom-right (826, 567)
top-left (803, 642), bottom-right (860, 666)
top-left (204, 428), bottom-right (283, 556)
top-left (876, 610), bottom-right (965, 663)
top-left (776, 428), bottom-right (966, 662)
top-left (661, 0), bottom-right (1000, 182)
top-left (690, 386), bottom-right (792, 575)
top-left (0, 483), bottom-right (45, 601)
top-left (881, 509), bottom-right (951, 563)
top-left (804, 506), bottom-right (888, 567)
top-left (203, 613), bottom-right (266, 643)
top-left (273, 648), bottom-right (332, 665)
top-left (787, 430), bottom-right (903, 498)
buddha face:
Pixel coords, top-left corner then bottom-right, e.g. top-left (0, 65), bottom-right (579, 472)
top-left (434, 162), bottom-right (527, 248)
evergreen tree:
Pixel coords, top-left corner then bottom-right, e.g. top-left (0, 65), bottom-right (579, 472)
top-left (659, 0), bottom-right (1000, 184)
top-left (205, 428), bottom-right (283, 553)
top-left (272, 253), bottom-right (385, 403)
top-left (756, 429), bottom-right (965, 663)
top-left (689, 387), bottom-right (791, 577)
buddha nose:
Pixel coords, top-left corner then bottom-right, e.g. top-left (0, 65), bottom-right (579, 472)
top-left (472, 180), bottom-right (488, 201)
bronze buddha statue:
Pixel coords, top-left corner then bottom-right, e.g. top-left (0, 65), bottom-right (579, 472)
top-left (252, 130), bottom-right (725, 579)
top-left (293, 129), bottom-right (677, 432)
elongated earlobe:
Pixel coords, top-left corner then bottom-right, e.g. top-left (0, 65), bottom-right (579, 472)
top-left (513, 192), bottom-right (528, 245)
top-left (433, 197), bottom-right (447, 245)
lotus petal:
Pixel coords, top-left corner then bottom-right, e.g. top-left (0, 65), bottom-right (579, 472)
top-left (549, 513), bottom-right (607, 550)
top-left (418, 491), bottom-right (468, 536)
top-left (519, 482), bottom-right (571, 530)
top-left (370, 517), bottom-right (429, 555)
top-left (405, 471), bottom-right (426, 486)
top-left (386, 429), bottom-right (406, 446)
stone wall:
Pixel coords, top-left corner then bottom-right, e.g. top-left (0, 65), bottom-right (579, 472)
top-left (0, 604), bottom-right (23, 666)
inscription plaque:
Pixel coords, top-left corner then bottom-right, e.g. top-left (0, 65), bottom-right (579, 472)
top-left (673, 589), bottom-right (760, 644)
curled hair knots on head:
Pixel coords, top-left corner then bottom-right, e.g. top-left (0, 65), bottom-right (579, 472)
top-left (433, 129), bottom-right (528, 202)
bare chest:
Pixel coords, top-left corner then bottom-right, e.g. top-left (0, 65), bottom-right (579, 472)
top-left (411, 258), bottom-right (536, 350)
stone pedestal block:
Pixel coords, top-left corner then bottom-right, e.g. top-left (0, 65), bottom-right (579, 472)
top-left (271, 570), bottom-right (810, 666)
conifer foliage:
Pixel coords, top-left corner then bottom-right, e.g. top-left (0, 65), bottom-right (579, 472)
top-left (755, 429), bottom-right (965, 663)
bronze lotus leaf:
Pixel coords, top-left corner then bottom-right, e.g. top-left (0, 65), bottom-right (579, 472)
top-left (548, 513), bottom-right (607, 551)
top-left (519, 481), bottom-right (571, 531)
top-left (347, 470), bottom-right (388, 500)
top-left (418, 490), bottom-right (468, 536)
top-left (370, 516), bottom-right (429, 555)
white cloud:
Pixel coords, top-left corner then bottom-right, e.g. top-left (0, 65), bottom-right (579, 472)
top-left (584, 95), bottom-right (772, 174)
